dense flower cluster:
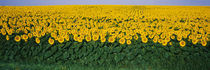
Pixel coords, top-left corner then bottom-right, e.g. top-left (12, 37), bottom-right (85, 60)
top-left (0, 5), bottom-right (209, 47)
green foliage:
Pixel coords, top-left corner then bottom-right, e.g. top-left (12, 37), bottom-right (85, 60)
top-left (0, 34), bottom-right (209, 70)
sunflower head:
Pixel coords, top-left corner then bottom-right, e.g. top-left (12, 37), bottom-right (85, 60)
top-left (192, 39), bottom-right (198, 45)
top-left (142, 37), bottom-right (148, 43)
top-left (2, 30), bottom-right (6, 35)
top-left (28, 33), bottom-right (33, 38)
top-left (85, 35), bottom-right (91, 42)
top-left (201, 40), bottom-right (207, 47)
top-left (171, 35), bottom-right (175, 39)
top-left (78, 37), bottom-right (83, 42)
top-left (177, 36), bottom-right (182, 41)
top-left (158, 39), bottom-right (162, 43)
top-left (179, 40), bottom-right (186, 47)
top-left (165, 37), bottom-right (171, 42)
top-left (153, 38), bottom-right (158, 43)
top-left (126, 40), bottom-right (131, 45)
top-left (22, 34), bottom-right (28, 40)
top-left (108, 37), bottom-right (115, 43)
top-left (119, 38), bottom-right (125, 44)
top-left (162, 40), bottom-right (168, 46)
top-left (7, 29), bottom-right (13, 35)
top-left (188, 35), bottom-right (193, 39)
top-left (6, 35), bottom-right (9, 41)
top-left (14, 35), bottom-right (21, 42)
top-left (58, 37), bottom-right (64, 43)
top-left (92, 35), bottom-right (99, 41)
top-left (134, 35), bottom-right (139, 40)
top-left (169, 42), bottom-right (173, 45)
top-left (148, 34), bottom-right (154, 39)
top-left (100, 37), bottom-right (106, 43)
top-left (48, 38), bottom-right (54, 45)
top-left (35, 38), bottom-right (40, 44)
top-left (73, 35), bottom-right (78, 41)
top-left (65, 35), bottom-right (70, 41)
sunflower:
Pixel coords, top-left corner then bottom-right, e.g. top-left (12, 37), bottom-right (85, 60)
top-left (142, 37), bottom-right (148, 43)
top-left (65, 35), bottom-right (70, 41)
top-left (54, 36), bottom-right (58, 40)
top-left (28, 33), bottom-right (33, 38)
top-left (134, 35), bottom-right (138, 40)
top-left (33, 32), bottom-right (37, 37)
top-left (179, 40), bottom-right (186, 47)
top-left (158, 39), bottom-right (162, 43)
top-left (203, 37), bottom-right (208, 41)
top-left (183, 34), bottom-right (188, 39)
top-left (51, 32), bottom-right (57, 38)
top-left (119, 38), bottom-right (125, 44)
top-left (148, 34), bottom-right (154, 39)
top-left (41, 31), bottom-right (45, 36)
top-left (6, 35), bottom-right (9, 40)
top-left (177, 36), bottom-right (182, 41)
top-left (108, 37), bottom-right (115, 43)
top-left (92, 35), bottom-right (99, 41)
top-left (160, 34), bottom-right (165, 39)
top-left (48, 38), bottom-right (54, 45)
top-left (125, 35), bottom-right (130, 40)
top-left (126, 40), bottom-right (131, 45)
top-left (169, 42), bottom-right (173, 45)
top-left (77, 37), bottom-right (83, 42)
top-left (35, 38), bottom-right (40, 44)
top-left (24, 29), bottom-right (28, 34)
top-left (58, 37), bottom-right (64, 43)
top-left (165, 37), bottom-right (171, 42)
top-left (162, 40), bottom-right (168, 46)
top-left (22, 34), bottom-right (28, 40)
top-left (171, 35), bottom-right (175, 39)
top-left (14, 35), bottom-right (21, 42)
top-left (80, 35), bottom-right (85, 40)
top-left (85, 35), bottom-right (91, 42)
top-left (100, 37), bottom-right (106, 43)
top-left (192, 39), bottom-right (198, 45)
top-left (73, 35), bottom-right (78, 41)
top-left (188, 35), bottom-right (193, 39)
top-left (154, 35), bottom-right (159, 39)
top-left (7, 29), bottom-right (13, 35)
top-left (191, 35), bottom-right (196, 40)
top-left (201, 40), bottom-right (207, 47)
top-left (117, 33), bottom-right (123, 38)
top-left (2, 30), bottom-right (6, 35)
top-left (197, 34), bottom-right (202, 38)
top-left (128, 36), bottom-right (132, 40)
top-left (153, 38), bottom-right (158, 43)
top-left (37, 33), bottom-right (41, 38)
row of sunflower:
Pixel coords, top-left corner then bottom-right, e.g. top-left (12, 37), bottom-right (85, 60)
top-left (0, 5), bottom-right (209, 47)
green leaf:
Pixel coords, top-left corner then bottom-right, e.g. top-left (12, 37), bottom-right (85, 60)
top-left (113, 47), bottom-right (122, 53)
top-left (64, 41), bottom-right (71, 47)
top-left (62, 52), bottom-right (69, 59)
top-left (114, 53), bottom-right (124, 63)
top-left (127, 53), bottom-right (135, 60)
top-left (170, 46), bottom-right (175, 53)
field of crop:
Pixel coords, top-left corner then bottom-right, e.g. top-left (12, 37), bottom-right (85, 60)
top-left (0, 5), bottom-right (209, 70)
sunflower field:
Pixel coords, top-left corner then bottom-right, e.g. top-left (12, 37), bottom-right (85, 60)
top-left (0, 5), bottom-right (209, 69)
